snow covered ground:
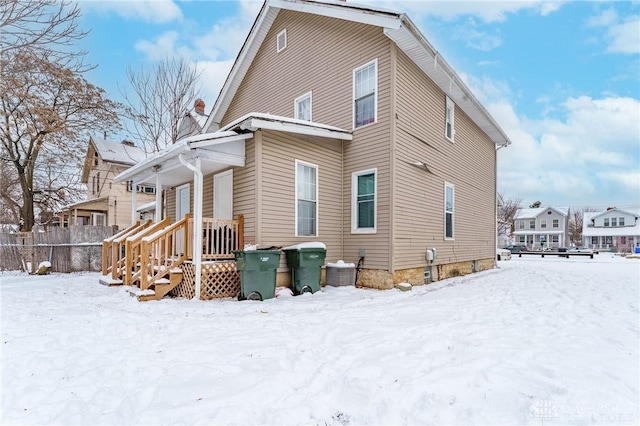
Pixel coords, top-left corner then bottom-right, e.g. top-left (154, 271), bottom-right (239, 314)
top-left (2, 255), bottom-right (639, 425)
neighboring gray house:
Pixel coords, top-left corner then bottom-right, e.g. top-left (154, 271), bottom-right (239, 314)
top-left (513, 207), bottom-right (569, 249)
top-left (114, 0), bottom-right (512, 289)
top-left (583, 208), bottom-right (640, 252)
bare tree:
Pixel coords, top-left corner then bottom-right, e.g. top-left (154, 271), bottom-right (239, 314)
top-left (568, 207), bottom-right (597, 246)
top-left (498, 193), bottom-right (522, 239)
top-left (121, 57), bottom-right (202, 153)
top-left (1, 47), bottom-right (122, 231)
top-left (1, 0), bottom-right (88, 66)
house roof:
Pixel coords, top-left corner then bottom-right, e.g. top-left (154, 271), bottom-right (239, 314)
top-left (514, 207), bottom-right (569, 219)
top-left (91, 137), bottom-right (146, 165)
top-left (205, 0), bottom-right (511, 147)
top-left (582, 208), bottom-right (640, 237)
top-left (58, 197), bottom-right (108, 213)
top-left (114, 113), bottom-right (351, 187)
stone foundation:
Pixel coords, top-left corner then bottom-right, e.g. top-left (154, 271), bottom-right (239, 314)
top-left (357, 258), bottom-right (495, 289)
top-left (273, 258), bottom-right (495, 290)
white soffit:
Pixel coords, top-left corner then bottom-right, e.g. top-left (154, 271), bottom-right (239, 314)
top-left (384, 22), bottom-right (511, 147)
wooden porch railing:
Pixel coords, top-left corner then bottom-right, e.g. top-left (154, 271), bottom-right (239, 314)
top-left (110, 220), bottom-right (155, 281)
top-left (123, 217), bottom-right (171, 285)
top-left (102, 221), bottom-right (141, 276)
top-left (188, 215), bottom-right (244, 260)
top-left (101, 221), bottom-right (149, 277)
top-left (139, 214), bottom-right (192, 291)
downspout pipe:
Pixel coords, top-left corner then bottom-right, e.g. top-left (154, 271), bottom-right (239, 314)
top-left (178, 153), bottom-right (203, 301)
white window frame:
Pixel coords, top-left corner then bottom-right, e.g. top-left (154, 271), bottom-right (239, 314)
top-left (351, 168), bottom-right (377, 234)
top-left (619, 217), bottom-right (625, 226)
top-left (552, 219), bottom-right (559, 228)
top-left (540, 219), bottom-right (547, 229)
top-left (604, 218), bottom-right (610, 227)
top-left (353, 59), bottom-right (377, 129)
top-left (518, 220), bottom-right (524, 230)
top-left (91, 212), bottom-right (106, 226)
top-left (277, 29), bottom-right (287, 53)
top-left (445, 96), bottom-right (455, 142)
top-left (295, 160), bottom-right (318, 237)
top-left (529, 220), bottom-right (535, 229)
top-left (294, 91), bottom-right (312, 121)
top-left (444, 182), bottom-right (455, 240)
top-left (611, 218), bottom-right (617, 227)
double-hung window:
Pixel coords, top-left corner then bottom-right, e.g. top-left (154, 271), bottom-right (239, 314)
top-left (445, 183), bottom-right (454, 239)
top-left (611, 218), bottom-right (617, 227)
top-left (295, 92), bottom-right (312, 121)
top-left (529, 220), bottom-right (535, 229)
top-left (552, 219), bottom-right (559, 228)
top-left (352, 169), bottom-right (376, 233)
top-left (295, 161), bottom-right (317, 237)
top-left (619, 217), bottom-right (625, 226)
top-left (445, 96), bottom-right (455, 141)
top-left (353, 60), bottom-right (377, 128)
top-left (540, 219), bottom-right (547, 229)
top-left (604, 218), bottom-right (610, 227)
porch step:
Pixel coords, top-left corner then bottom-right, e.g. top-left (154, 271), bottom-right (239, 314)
top-left (137, 271), bottom-right (183, 302)
top-left (99, 275), bottom-right (123, 286)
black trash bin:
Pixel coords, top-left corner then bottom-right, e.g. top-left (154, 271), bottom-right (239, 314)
top-left (283, 246), bottom-right (326, 294)
top-left (233, 250), bottom-right (281, 301)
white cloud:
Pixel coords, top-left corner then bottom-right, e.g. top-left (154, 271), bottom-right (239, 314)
top-left (606, 16), bottom-right (640, 54)
top-left (452, 18), bottom-right (502, 51)
top-left (586, 8), bottom-right (618, 27)
top-left (468, 75), bottom-right (640, 206)
top-left (81, 0), bottom-right (183, 24)
top-left (134, 31), bottom-right (195, 60)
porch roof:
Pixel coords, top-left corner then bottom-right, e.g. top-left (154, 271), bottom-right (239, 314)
top-left (113, 131), bottom-right (251, 187)
top-left (59, 197), bottom-right (108, 214)
top-left (113, 113), bottom-right (351, 187)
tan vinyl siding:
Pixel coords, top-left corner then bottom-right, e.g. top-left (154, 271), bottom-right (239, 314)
top-left (393, 49), bottom-right (496, 269)
top-left (259, 130), bottom-right (343, 264)
top-left (203, 173), bottom-right (214, 219)
top-left (166, 188), bottom-right (176, 222)
top-left (233, 138), bottom-right (256, 245)
top-left (221, 10), bottom-right (394, 269)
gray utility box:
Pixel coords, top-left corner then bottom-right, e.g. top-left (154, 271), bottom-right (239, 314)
top-left (326, 261), bottom-right (356, 287)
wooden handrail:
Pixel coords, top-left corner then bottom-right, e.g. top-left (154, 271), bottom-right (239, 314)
top-left (101, 221), bottom-right (144, 276)
top-left (139, 214), bottom-right (192, 291)
top-left (123, 217), bottom-right (171, 285)
top-left (110, 220), bottom-right (153, 280)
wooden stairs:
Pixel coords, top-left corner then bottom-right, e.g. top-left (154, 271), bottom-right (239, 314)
top-left (133, 267), bottom-right (184, 302)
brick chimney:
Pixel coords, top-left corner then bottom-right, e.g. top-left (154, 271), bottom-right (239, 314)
top-left (194, 98), bottom-right (205, 115)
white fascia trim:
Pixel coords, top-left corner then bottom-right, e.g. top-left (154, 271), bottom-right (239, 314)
top-left (384, 20), bottom-right (511, 148)
top-left (188, 133), bottom-right (253, 149)
top-left (114, 132), bottom-right (248, 183)
top-left (271, 0), bottom-right (401, 30)
top-left (244, 118), bottom-right (353, 140)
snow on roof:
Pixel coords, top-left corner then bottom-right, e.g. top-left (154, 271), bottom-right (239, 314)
top-left (514, 207), bottom-right (569, 219)
top-left (583, 208), bottom-right (640, 237)
top-left (219, 112), bottom-right (351, 135)
top-left (189, 110), bottom-right (209, 128)
top-left (92, 138), bottom-right (146, 165)
top-left (136, 201), bottom-right (156, 212)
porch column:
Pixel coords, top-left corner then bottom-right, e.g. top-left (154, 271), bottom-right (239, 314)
top-left (155, 173), bottom-right (162, 222)
top-left (131, 179), bottom-right (138, 225)
top-left (179, 154), bottom-right (203, 301)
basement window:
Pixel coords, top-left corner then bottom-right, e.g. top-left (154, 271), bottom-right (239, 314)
top-left (277, 29), bottom-right (287, 53)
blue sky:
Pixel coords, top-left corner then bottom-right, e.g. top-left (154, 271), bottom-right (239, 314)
top-left (75, 0), bottom-right (639, 210)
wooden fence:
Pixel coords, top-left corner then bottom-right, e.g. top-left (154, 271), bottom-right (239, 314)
top-left (0, 225), bottom-right (118, 273)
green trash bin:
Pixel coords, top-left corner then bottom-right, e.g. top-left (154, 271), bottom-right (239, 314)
top-left (233, 250), bottom-right (281, 301)
top-left (284, 247), bottom-right (327, 294)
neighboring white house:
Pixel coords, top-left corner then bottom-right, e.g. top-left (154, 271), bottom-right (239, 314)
top-left (513, 207), bottom-right (570, 249)
top-left (582, 208), bottom-right (640, 252)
